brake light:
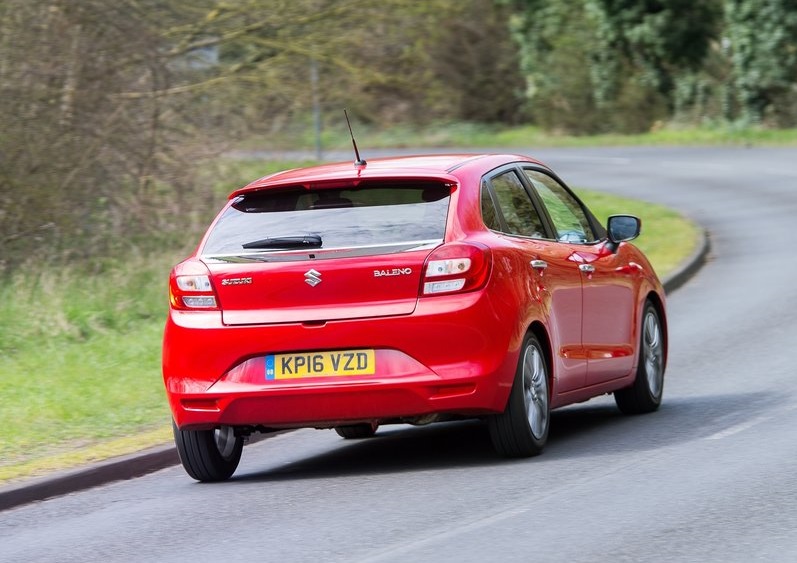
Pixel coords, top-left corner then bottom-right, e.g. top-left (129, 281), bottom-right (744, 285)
top-left (169, 259), bottom-right (219, 310)
top-left (422, 242), bottom-right (491, 296)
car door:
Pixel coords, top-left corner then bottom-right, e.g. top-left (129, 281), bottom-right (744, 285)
top-left (483, 168), bottom-right (586, 393)
top-left (522, 168), bottom-right (637, 386)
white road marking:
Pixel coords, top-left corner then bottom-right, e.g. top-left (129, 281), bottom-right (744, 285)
top-left (355, 507), bottom-right (530, 563)
top-left (704, 413), bottom-right (774, 441)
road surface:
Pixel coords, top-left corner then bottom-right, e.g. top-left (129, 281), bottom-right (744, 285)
top-left (2, 146), bottom-right (795, 562)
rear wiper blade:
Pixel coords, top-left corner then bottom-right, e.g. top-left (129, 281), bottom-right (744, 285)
top-left (242, 234), bottom-right (322, 250)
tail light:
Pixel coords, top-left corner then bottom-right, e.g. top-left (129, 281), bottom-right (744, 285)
top-left (421, 242), bottom-right (492, 296)
top-left (169, 259), bottom-right (219, 310)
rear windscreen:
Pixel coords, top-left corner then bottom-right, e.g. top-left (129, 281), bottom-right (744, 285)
top-left (202, 183), bottom-right (451, 255)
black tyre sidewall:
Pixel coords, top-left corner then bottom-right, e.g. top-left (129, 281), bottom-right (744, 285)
top-left (615, 302), bottom-right (664, 415)
top-left (489, 333), bottom-right (550, 457)
top-left (334, 423), bottom-right (378, 439)
top-left (173, 421), bottom-right (243, 482)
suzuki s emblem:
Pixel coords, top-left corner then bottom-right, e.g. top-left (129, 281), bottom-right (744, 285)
top-left (304, 269), bottom-right (322, 287)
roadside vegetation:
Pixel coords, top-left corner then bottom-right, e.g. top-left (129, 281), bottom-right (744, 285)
top-left (3, 0), bottom-right (797, 276)
top-left (242, 122), bottom-right (797, 153)
top-left (1, 0), bottom-right (791, 481)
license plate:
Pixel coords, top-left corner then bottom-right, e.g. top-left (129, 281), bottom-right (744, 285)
top-left (265, 349), bottom-right (375, 380)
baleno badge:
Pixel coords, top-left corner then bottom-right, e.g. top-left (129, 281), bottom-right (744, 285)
top-left (374, 268), bottom-right (412, 277)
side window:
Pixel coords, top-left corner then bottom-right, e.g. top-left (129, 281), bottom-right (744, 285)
top-left (524, 169), bottom-right (596, 244)
top-left (488, 171), bottom-right (546, 238)
top-left (480, 181), bottom-right (502, 231)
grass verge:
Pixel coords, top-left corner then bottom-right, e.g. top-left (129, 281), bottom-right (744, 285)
top-left (0, 253), bottom-right (179, 483)
top-left (579, 189), bottom-right (700, 277)
top-left (238, 121), bottom-right (797, 152)
top-left (0, 164), bottom-right (700, 484)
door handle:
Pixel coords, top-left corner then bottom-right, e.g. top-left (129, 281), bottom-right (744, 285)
top-left (530, 259), bottom-right (548, 271)
top-left (579, 264), bottom-right (595, 274)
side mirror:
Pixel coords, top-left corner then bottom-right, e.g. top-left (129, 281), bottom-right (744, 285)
top-left (607, 215), bottom-right (641, 243)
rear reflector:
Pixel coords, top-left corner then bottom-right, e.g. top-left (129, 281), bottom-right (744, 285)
top-left (180, 398), bottom-right (220, 412)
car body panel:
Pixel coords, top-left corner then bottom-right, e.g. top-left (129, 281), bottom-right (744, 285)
top-left (494, 235), bottom-right (586, 394)
top-left (207, 250), bottom-right (429, 325)
top-left (164, 289), bottom-right (519, 429)
top-left (163, 153), bottom-right (667, 434)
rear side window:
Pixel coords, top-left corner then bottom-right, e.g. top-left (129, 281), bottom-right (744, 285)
top-left (202, 183), bottom-right (451, 255)
top-left (488, 170), bottom-right (546, 238)
top-left (480, 181), bottom-right (502, 231)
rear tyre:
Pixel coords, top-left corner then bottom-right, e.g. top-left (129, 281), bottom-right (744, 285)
top-left (615, 302), bottom-right (665, 414)
top-left (173, 421), bottom-right (243, 482)
top-left (488, 333), bottom-right (550, 457)
top-left (334, 423), bottom-right (378, 439)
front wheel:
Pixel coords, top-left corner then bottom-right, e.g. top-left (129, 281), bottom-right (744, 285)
top-left (615, 302), bottom-right (665, 414)
top-left (173, 421), bottom-right (244, 482)
top-left (488, 333), bottom-right (550, 457)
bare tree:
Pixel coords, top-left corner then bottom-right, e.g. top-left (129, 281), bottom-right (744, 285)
top-left (0, 0), bottom-right (524, 273)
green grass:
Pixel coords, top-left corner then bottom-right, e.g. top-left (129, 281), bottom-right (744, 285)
top-left (579, 189), bottom-right (701, 278)
top-left (0, 253), bottom-right (178, 480)
top-left (239, 121), bottom-right (797, 152)
top-left (0, 161), bottom-right (701, 483)
top-left (1, 324), bottom-right (169, 463)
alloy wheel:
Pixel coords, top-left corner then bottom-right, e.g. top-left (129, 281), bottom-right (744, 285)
top-left (213, 426), bottom-right (239, 460)
top-left (522, 344), bottom-right (549, 440)
top-left (643, 310), bottom-right (664, 400)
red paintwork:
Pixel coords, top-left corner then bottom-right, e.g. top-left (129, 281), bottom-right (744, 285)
top-left (163, 154), bottom-right (667, 431)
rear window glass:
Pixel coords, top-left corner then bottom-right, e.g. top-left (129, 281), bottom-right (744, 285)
top-left (202, 183), bottom-right (451, 255)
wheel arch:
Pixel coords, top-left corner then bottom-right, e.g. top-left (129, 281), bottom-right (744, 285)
top-left (527, 320), bottom-right (554, 396)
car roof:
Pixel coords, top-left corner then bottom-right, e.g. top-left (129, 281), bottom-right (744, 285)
top-left (229, 153), bottom-right (546, 198)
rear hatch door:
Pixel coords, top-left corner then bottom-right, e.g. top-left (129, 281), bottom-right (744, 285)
top-left (201, 181), bottom-right (451, 325)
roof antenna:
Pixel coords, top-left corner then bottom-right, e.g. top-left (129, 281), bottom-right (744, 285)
top-left (344, 109), bottom-right (366, 167)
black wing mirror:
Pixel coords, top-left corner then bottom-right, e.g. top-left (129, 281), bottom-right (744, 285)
top-left (607, 214), bottom-right (641, 243)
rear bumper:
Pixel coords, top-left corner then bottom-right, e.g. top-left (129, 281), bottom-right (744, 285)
top-left (164, 291), bottom-right (521, 430)
top-left (171, 372), bottom-right (506, 431)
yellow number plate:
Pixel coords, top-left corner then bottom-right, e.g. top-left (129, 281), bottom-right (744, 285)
top-left (265, 350), bottom-right (375, 380)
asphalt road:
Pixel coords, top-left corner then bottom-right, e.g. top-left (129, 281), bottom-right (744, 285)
top-left (2, 147), bottom-right (796, 562)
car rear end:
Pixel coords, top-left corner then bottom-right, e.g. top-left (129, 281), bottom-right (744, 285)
top-left (163, 161), bottom-right (519, 432)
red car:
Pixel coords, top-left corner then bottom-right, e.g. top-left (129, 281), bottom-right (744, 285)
top-left (163, 154), bottom-right (667, 481)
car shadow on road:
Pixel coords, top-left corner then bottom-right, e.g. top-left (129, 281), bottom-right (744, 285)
top-left (230, 390), bottom-right (782, 483)
top-left (233, 420), bottom-right (499, 483)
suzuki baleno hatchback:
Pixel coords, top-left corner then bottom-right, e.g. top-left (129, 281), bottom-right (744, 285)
top-left (163, 154), bottom-right (667, 481)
